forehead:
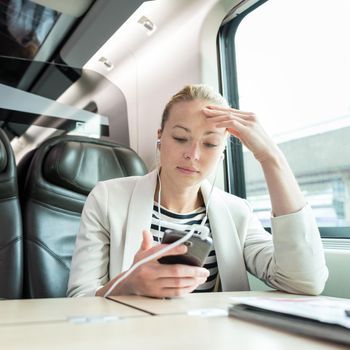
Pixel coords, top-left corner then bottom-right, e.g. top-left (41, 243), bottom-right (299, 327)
top-left (166, 99), bottom-right (225, 135)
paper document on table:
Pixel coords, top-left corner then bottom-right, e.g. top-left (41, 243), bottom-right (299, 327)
top-left (228, 296), bottom-right (350, 346)
top-left (229, 296), bottom-right (350, 328)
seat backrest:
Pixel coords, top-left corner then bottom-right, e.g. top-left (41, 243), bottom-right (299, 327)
top-left (0, 128), bottom-right (23, 299)
top-left (21, 135), bottom-right (147, 298)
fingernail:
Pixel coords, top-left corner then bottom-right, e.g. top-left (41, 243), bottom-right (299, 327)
top-left (179, 245), bottom-right (187, 253)
top-left (200, 269), bottom-right (209, 277)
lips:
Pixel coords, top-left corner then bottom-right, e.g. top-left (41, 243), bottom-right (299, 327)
top-left (176, 166), bottom-right (199, 175)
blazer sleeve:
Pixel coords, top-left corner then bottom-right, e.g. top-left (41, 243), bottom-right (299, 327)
top-left (67, 182), bottom-right (110, 297)
top-left (243, 203), bottom-right (329, 295)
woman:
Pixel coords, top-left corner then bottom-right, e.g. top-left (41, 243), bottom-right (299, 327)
top-left (67, 85), bottom-right (328, 298)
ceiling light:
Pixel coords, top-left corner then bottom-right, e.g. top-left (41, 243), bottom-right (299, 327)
top-left (138, 15), bottom-right (157, 35)
top-left (98, 56), bottom-right (114, 71)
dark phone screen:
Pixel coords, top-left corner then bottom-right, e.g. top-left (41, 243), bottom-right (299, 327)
top-left (158, 230), bottom-right (212, 267)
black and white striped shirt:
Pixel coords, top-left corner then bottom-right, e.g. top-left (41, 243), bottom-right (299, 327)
top-left (151, 203), bottom-right (218, 292)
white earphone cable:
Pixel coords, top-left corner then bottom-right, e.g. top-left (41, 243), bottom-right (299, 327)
top-left (103, 224), bottom-right (196, 297)
top-left (157, 168), bottom-right (162, 243)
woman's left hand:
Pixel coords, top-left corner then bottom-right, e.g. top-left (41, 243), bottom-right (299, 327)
top-left (203, 105), bottom-right (279, 163)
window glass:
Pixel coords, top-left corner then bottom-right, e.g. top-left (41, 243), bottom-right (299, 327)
top-left (235, 0), bottom-right (350, 227)
top-left (0, 0), bottom-right (60, 59)
top-left (0, 1), bottom-right (129, 164)
top-left (0, 56), bottom-right (130, 164)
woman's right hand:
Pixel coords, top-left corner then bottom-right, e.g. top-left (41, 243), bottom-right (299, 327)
top-left (96, 230), bottom-right (209, 298)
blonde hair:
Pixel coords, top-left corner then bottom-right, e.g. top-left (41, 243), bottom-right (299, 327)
top-left (160, 84), bottom-right (229, 130)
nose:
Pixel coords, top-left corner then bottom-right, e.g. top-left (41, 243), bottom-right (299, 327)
top-left (184, 142), bottom-right (200, 160)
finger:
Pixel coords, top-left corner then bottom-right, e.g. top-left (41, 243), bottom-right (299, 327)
top-left (203, 107), bottom-right (250, 120)
top-left (206, 115), bottom-right (250, 138)
top-left (160, 285), bottom-right (199, 297)
top-left (140, 242), bottom-right (188, 261)
top-left (156, 264), bottom-right (209, 278)
top-left (146, 285), bottom-right (196, 299)
top-left (215, 119), bottom-right (249, 133)
top-left (206, 105), bottom-right (255, 116)
top-left (140, 229), bottom-right (153, 251)
top-left (210, 118), bottom-right (249, 139)
top-left (157, 276), bottom-right (207, 289)
top-left (205, 114), bottom-right (250, 126)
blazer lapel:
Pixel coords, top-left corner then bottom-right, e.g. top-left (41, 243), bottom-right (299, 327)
top-left (122, 170), bottom-right (158, 270)
top-left (201, 181), bottom-right (249, 291)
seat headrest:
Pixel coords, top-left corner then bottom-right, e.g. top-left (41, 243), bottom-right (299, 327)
top-left (0, 138), bottom-right (7, 173)
top-left (43, 140), bottom-right (144, 195)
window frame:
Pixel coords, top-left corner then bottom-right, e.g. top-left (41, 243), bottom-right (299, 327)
top-left (217, 0), bottom-right (350, 239)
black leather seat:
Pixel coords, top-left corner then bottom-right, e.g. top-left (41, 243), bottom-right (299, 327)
top-left (21, 135), bottom-right (147, 298)
top-left (0, 128), bottom-right (23, 299)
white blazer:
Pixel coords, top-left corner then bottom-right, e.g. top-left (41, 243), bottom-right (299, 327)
top-left (67, 170), bottom-right (328, 297)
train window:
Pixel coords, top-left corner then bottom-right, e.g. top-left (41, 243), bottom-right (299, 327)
top-left (0, 1), bottom-right (133, 163)
top-left (0, 56), bottom-right (130, 164)
top-left (0, 0), bottom-right (60, 59)
top-left (220, 0), bottom-right (350, 237)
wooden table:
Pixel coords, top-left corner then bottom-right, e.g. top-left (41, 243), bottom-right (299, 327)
top-left (0, 296), bottom-right (146, 325)
top-left (0, 292), bottom-right (348, 349)
top-left (109, 290), bottom-right (299, 315)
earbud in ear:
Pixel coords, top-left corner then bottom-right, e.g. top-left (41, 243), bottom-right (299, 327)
top-left (157, 139), bottom-right (161, 144)
top-left (220, 153), bottom-right (225, 160)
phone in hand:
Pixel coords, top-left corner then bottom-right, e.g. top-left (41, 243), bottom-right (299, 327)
top-left (158, 229), bottom-right (213, 267)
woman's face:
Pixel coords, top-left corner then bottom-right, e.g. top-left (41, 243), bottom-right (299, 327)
top-left (159, 99), bottom-right (226, 188)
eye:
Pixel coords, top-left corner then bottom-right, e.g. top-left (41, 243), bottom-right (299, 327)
top-left (203, 142), bottom-right (218, 148)
top-left (173, 137), bottom-right (187, 143)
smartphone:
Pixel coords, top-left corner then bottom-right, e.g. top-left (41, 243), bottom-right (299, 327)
top-left (158, 229), bottom-right (213, 267)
